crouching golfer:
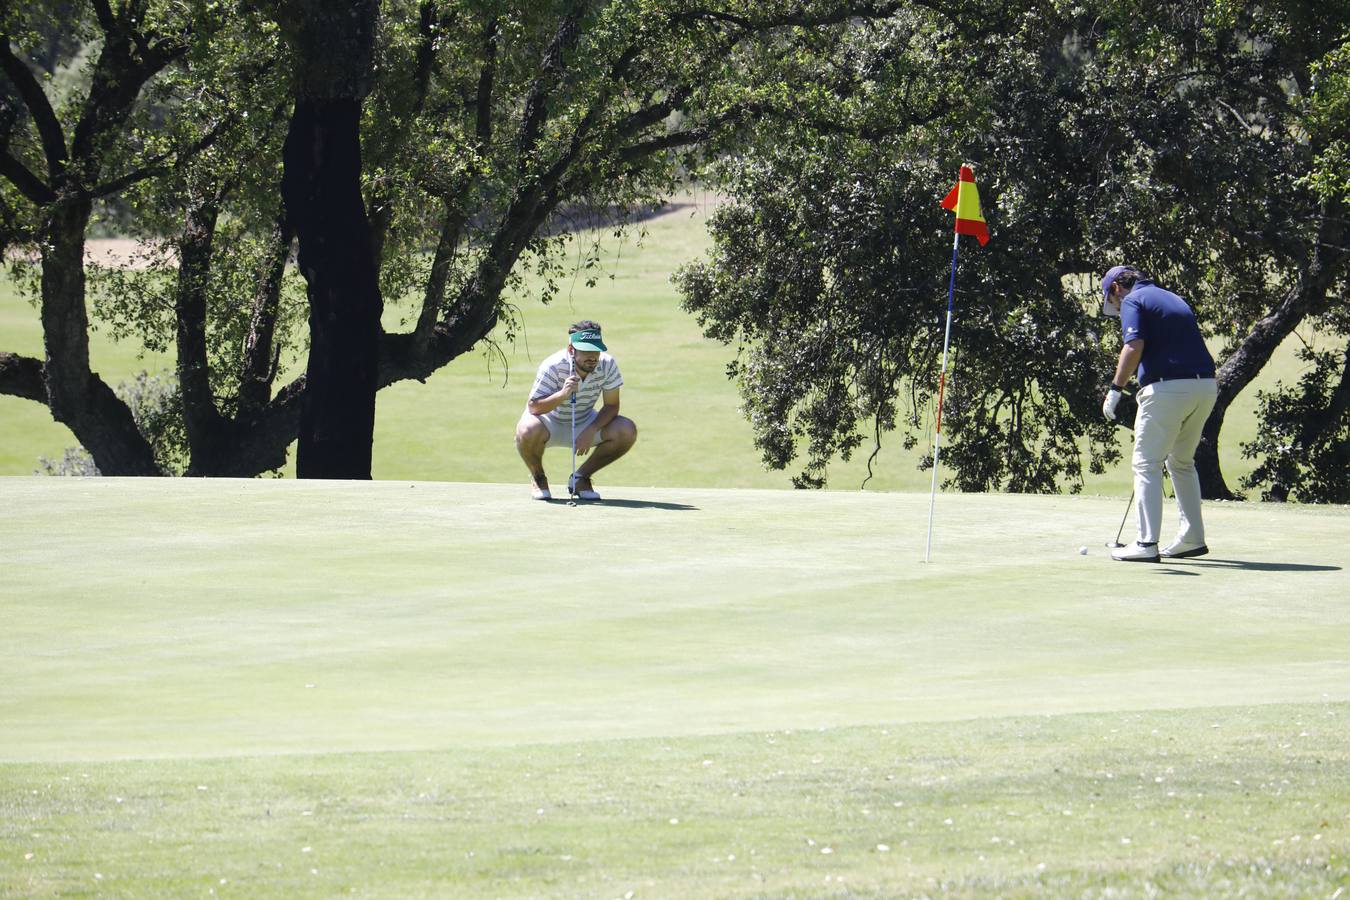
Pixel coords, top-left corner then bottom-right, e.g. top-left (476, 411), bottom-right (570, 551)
top-left (515, 321), bottom-right (637, 501)
top-left (1101, 266), bottom-right (1218, 562)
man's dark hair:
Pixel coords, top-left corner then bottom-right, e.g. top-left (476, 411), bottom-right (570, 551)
top-left (1112, 267), bottom-right (1146, 290)
top-left (569, 320), bottom-right (602, 334)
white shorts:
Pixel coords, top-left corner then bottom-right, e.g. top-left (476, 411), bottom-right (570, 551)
top-left (542, 409), bottom-right (603, 449)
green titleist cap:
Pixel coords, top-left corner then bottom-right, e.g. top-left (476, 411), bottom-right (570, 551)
top-left (569, 330), bottom-right (606, 352)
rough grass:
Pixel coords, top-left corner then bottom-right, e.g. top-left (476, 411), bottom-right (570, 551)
top-left (5, 705), bottom-right (1347, 898)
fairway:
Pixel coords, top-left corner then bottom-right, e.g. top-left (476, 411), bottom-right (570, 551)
top-left (3, 479), bottom-right (1348, 896)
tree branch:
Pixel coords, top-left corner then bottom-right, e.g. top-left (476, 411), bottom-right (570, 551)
top-left (90, 112), bottom-right (237, 198)
top-left (0, 351), bottom-right (46, 403)
top-left (0, 147), bottom-right (57, 204)
top-left (0, 38), bottom-right (68, 176)
top-left (90, 0), bottom-right (118, 33)
top-left (516, 5), bottom-right (582, 166)
top-left (674, 1), bottom-right (907, 34)
top-left (475, 17), bottom-right (499, 144)
top-left (173, 197), bottom-right (227, 461)
top-left (71, 28), bottom-right (188, 164)
top-left (238, 215), bottom-right (294, 416)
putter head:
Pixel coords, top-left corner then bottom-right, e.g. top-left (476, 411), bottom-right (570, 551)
top-left (1106, 540), bottom-right (1125, 548)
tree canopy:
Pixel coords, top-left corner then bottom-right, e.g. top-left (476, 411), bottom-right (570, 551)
top-left (679, 0), bottom-right (1349, 499)
top-left (1, 0), bottom-right (1346, 499)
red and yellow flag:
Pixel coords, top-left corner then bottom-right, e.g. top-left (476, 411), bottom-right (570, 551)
top-left (940, 164), bottom-right (989, 246)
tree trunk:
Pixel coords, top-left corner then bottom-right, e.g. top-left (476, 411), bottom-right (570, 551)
top-left (237, 215), bottom-right (294, 418)
top-left (282, 97), bottom-right (382, 479)
top-left (1196, 212), bottom-right (1346, 499)
top-left (40, 199), bottom-right (159, 475)
top-left (175, 198), bottom-right (235, 476)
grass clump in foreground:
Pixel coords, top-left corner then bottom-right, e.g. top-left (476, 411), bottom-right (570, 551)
top-left (3, 703), bottom-right (1347, 898)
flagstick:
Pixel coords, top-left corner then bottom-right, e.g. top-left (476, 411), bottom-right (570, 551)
top-left (925, 229), bottom-right (960, 563)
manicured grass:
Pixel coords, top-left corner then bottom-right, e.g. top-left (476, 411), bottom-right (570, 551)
top-left (2, 478), bottom-right (1348, 896)
top-left (1, 203), bottom-right (1336, 495)
top-left (5, 705), bottom-right (1347, 898)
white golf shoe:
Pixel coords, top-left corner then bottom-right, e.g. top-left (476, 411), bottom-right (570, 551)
top-left (1161, 539), bottom-right (1209, 559)
top-left (530, 475), bottom-right (551, 501)
top-left (1111, 541), bottom-right (1160, 563)
top-left (568, 473), bottom-right (602, 501)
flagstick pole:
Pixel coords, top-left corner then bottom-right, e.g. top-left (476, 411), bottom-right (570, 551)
top-left (925, 229), bottom-right (961, 563)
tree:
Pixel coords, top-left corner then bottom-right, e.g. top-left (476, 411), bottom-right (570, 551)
top-left (274, 0), bottom-right (382, 479)
top-left (0, 0), bottom-right (220, 475)
top-left (2, 0), bottom-right (938, 477)
top-left (1094, 1), bottom-right (1350, 500)
top-left (1238, 26), bottom-right (1350, 503)
top-left (2, 0), bottom-right (296, 475)
top-left (679, 4), bottom-right (1137, 491)
top-left (679, 0), bottom-right (1350, 499)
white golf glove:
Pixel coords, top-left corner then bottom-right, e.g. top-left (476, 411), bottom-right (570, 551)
top-left (1102, 386), bottom-right (1122, 421)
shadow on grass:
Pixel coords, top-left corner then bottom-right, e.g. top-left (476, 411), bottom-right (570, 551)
top-left (1189, 559), bottom-right (1342, 573)
top-left (562, 498), bottom-right (698, 511)
top-left (1153, 560), bottom-right (1342, 574)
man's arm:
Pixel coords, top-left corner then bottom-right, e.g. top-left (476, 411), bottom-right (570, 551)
top-left (527, 373), bottom-right (580, 415)
top-left (575, 386), bottom-right (620, 455)
top-left (1112, 339), bottom-right (1144, 388)
top-left (1102, 339), bottom-right (1144, 421)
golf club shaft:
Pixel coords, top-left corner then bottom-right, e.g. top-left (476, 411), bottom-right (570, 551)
top-left (569, 355), bottom-right (577, 497)
top-left (1112, 488), bottom-right (1134, 546)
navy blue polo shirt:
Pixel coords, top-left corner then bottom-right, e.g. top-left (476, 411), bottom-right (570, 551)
top-left (1119, 281), bottom-right (1215, 387)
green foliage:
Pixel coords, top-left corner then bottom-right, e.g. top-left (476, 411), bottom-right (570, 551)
top-left (4, 0), bottom-right (1347, 492)
top-left (679, 0), bottom-right (1350, 498)
top-left (681, 5), bottom-right (1124, 491)
top-left (1242, 345), bottom-right (1350, 503)
top-left (1307, 37), bottom-right (1350, 202)
top-left (679, 138), bottom-right (1123, 492)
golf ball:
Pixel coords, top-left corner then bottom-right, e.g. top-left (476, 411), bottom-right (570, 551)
top-left (1078, 546), bottom-right (1088, 555)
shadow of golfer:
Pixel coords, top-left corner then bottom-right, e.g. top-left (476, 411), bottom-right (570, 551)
top-left (552, 498), bottom-right (698, 511)
top-left (1187, 559), bottom-right (1342, 573)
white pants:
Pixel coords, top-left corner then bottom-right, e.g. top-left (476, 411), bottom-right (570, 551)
top-left (1132, 378), bottom-right (1218, 545)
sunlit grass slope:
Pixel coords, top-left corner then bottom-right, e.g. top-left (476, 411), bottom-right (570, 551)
top-left (0, 200), bottom-right (1340, 495)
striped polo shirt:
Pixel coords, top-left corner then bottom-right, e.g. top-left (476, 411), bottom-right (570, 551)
top-left (529, 348), bottom-right (624, 426)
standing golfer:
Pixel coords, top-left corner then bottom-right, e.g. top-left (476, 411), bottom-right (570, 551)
top-left (515, 321), bottom-right (637, 501)
top-left (1100, 266), bottom-right (1217, 562)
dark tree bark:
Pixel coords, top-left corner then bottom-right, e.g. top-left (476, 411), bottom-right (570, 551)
top-left (40, 197), bottom-right (159, 474)
top-left (237, 214), bottom-right (294, 418)
top-left (0, 351), bottom-right (47, 402)
top-left (275, 0), bottom-right (382, 480)
top-left (282, 98), bottom-right (382, 479)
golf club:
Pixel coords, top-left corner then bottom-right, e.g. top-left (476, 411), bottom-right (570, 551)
top-left (1104, 386), bottom-right (1139, 548)
top-left (568, 354), bottom-right (578, 507)
top-left (1107, 489), bottom-right (1134, 548)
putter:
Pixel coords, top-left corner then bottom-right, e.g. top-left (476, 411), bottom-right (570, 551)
top-left (568, 354), bottom-right (578, 506)
top-left (1107, 489), bottom-right (1134, 548)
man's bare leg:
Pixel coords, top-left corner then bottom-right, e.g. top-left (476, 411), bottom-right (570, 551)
top-left (515, 413), bottom-right (552, 496)
top-left (573, 416), bottom-right (637, 490)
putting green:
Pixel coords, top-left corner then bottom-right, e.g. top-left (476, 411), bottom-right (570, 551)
top-left (3, 478), bottom-right (1347, 763)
